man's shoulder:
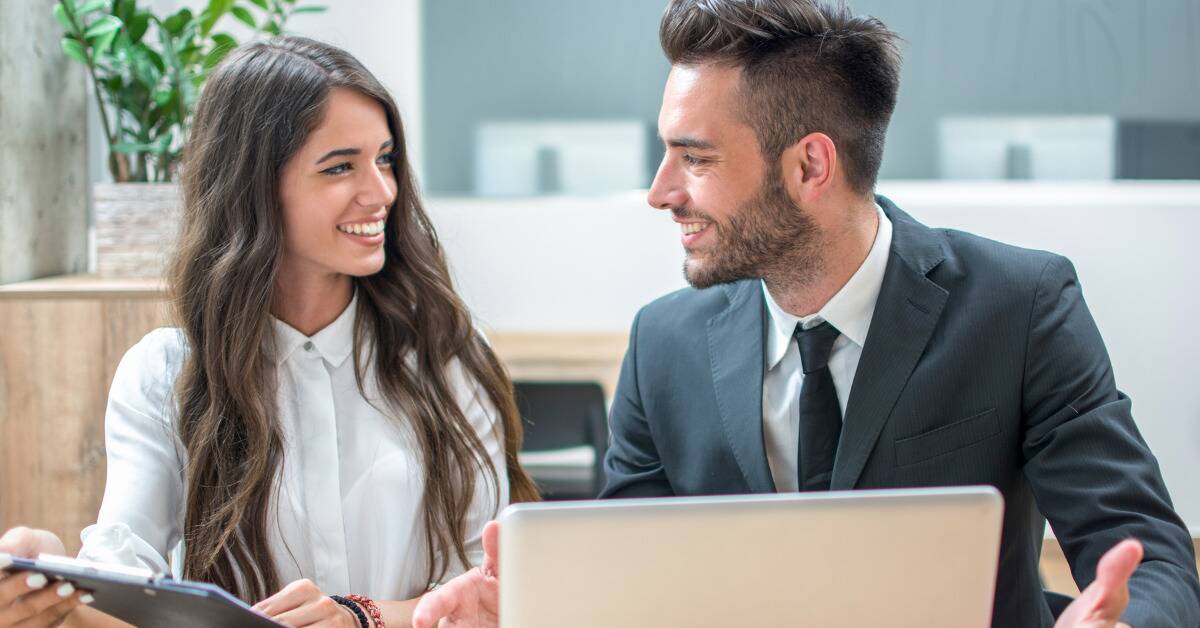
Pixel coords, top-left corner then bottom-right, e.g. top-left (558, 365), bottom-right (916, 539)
top-left (885, 199), bottom-right (1067, 289)
top-left (635, 281), bottom-right (750, 328)
top-left (929, 225), bottom-right (1068, 291)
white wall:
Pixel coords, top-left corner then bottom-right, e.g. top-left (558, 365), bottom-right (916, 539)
top-left (426, 181), bottom-right (1200, 531)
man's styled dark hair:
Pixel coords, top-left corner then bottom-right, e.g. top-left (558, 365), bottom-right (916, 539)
top-left (660, 0), bottom-right (902, 194)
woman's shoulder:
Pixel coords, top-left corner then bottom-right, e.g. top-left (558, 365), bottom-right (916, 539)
top-left (121, 327), bottom-right (189, 370)
top-left (109, 327), bottom-right (189, 416)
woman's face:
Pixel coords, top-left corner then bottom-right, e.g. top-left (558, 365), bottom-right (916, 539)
top-left (277, 87), bottom-right (399, 282)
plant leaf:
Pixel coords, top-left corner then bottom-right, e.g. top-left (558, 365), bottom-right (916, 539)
top-left (84, 15), bottom-right (123, 40)
top-left (199, 0), bottom-right (235, 36)
top-left (230, 6), bottom-right (256, 29)
top-left (74, 0), bottom-right (109, 15)
top-left (93, 25), bottom-right (121, 54)
top-left (114, 0), bottom-right (134, 22)
top-left (291, 6), bottom-right (326, 14)
top-left (162, 8), bottom-right (193, 36)
top-left (113, 141), bottom-right (165, 154)
top-left (53, 4), bottom-right (76, 34)
top-left (61, 37), bottom-right (89, 64)
top-left (127, 13), bottom-right (150, 43)
top-left (247, 0), bottom-right (269, 9)
top-left (143, 47), bottom-right (165, 73)
top-left (203, 44), bottom-right (235, 69)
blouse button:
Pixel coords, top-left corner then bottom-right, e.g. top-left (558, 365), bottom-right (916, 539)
top-left (303, 341), bottom-right (314, 351)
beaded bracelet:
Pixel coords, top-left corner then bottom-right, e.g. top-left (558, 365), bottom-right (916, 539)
top-left (346, 593), bottom-right (386, 628)
top-left (329, 595), bottom-right (370, 628)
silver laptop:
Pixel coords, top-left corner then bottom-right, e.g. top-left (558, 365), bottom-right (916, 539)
top-left (500, 486), bottom-right (1003, 628)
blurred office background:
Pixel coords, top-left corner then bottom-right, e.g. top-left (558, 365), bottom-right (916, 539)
top-left (1, 0), bottom-right (1198, 593)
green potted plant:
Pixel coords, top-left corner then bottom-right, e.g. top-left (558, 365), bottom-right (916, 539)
top-left (53, 0), bottom-right (323, 275)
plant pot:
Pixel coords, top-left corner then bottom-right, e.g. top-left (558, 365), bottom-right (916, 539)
top-left (93, 183), bottom-right (182, 278)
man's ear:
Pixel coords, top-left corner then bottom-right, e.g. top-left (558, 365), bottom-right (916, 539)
top-left (780, 132), bottom-right (838, 205)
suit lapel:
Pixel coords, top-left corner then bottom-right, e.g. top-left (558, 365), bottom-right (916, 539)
top-left (831, 198), bottom-right (951, 490)
top-left (707, 280), bottom-right (776, 493)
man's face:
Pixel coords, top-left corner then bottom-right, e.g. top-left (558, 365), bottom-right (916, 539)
top-left (648, 64), bottom-right (820, 289)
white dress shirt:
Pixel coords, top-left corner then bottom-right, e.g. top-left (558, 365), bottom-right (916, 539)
top-left (761, 206), bottom-right (893, 492)
top-left (78, 293), bottom-right (508, 601)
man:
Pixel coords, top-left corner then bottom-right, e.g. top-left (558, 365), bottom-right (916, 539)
top-left (414, 1), bottom-right (1200, 627)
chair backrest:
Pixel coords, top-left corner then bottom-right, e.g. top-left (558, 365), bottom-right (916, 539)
top-left (512, 381), bottom-right (608, 498)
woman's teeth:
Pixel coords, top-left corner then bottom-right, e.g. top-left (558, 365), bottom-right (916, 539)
top-left (682, 222), bottom-right (707, 235)
top-left (337, 219), bottom-right (385, 236)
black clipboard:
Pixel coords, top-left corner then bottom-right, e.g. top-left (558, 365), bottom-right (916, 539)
top-left (2, 555), bottom-right (282, 627)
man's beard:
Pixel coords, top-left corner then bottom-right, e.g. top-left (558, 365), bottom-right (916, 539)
top-left (680, 172), bottom-right (823, 290)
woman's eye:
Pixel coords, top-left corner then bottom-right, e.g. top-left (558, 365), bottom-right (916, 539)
top-left (321, 162), bottom-right (352, 175)
top-left (376, 152), bottom-right (397, 167)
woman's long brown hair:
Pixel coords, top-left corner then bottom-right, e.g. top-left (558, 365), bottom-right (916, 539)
top-left (168, 36), bottom-right (539, 601)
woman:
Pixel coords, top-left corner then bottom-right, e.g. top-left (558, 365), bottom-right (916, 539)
top-left (0, 36), bottom-right (538, 628)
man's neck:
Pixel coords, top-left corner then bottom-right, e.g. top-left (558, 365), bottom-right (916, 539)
top-left (764, 201), bottom-right (880, 318)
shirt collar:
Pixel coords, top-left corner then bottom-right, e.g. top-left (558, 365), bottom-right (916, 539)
top-left (270, 291), bottom-right (357, 368)
top-left (763, 204), bottom-right (893, 371)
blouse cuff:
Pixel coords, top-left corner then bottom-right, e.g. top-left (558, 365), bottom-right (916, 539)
top-left (78, 522), bottom-right (171, 576)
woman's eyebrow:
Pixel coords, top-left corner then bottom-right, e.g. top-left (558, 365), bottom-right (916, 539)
top-left (315, 139), bottom-right (395, 164)
top-left (315, 148), bottom-right (360, 165)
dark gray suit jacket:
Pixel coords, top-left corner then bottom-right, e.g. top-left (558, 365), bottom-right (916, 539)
top-left (601, 197), bottom-right (1200, 627)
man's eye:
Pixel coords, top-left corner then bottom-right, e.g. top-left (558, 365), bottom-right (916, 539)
top-left (321, 162), bottom-right (352, 175)
top-left (683, 154), bottom-right (708, 166)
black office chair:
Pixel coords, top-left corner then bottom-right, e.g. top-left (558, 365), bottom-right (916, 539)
top-left (513, 381), bottom-right (608, 501)
top-left (1044, 590), bottom-right (1074, 619)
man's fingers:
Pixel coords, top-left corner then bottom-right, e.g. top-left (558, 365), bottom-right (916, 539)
top-left (1094, 539), bottom-right (1143, 590)
top-left (481, 521), bottom-right (500, 578)
top-left (413, 581), bottom-right (466, 628)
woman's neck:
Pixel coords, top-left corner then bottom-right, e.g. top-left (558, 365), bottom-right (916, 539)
top-left (271, 266), bottom-right (354, 336)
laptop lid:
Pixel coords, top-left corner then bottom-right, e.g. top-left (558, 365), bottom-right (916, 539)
top-left (500, 486), bottom-right (1003, 628)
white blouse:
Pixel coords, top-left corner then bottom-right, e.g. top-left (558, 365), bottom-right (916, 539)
top-left (77, 294), bottom-right (509, 601)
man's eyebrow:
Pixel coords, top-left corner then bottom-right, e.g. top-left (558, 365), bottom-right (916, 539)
top-left (661, 135), bottom-right (716, 150)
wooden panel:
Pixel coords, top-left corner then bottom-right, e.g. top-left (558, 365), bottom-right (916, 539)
top-left (0, 295), bottom-right (167, 554)
top-left (488, 331), bottom-right (628, 396)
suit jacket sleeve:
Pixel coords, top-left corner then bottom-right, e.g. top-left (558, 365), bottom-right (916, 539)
top-left (1021, 255), bottom-right (1200, 628)
top-left (601, 308), bottom-right (676, 498)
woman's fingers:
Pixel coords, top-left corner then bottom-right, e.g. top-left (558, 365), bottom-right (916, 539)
top-left (0, 571), bottom-right (52, 619)
top-left (271, 595), bottom-right (350, 627)
top-left (255, 579), bottom-right (325, 618)
top-left (0, 576), bottom-right (85, 627)
top-left (0, 529), bottom-right (41, 560)
top-left (11, 592), bottom-right (84, 628)
top-left (0, 529), bottom-right (65, 560)
top-left (0, 569), bottom-right (40, 607)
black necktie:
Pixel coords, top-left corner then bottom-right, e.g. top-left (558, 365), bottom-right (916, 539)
top-left (794, 321), bottom-right (842, 491)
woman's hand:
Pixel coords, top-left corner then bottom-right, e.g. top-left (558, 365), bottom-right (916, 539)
top-left (0, 527), bottom-right (90, 627)
top-left (254, 579), bottom-right (361, 628)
